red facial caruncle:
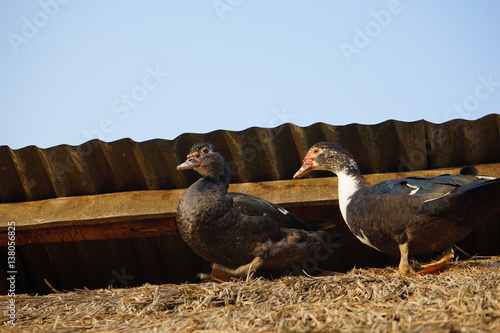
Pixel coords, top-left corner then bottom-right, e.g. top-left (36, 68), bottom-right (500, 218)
top-left (187, 151), bottom-right (202, 164)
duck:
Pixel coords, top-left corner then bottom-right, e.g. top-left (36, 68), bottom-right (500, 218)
top-left (293, 142), bottom-right (500, 275)
top-left (176, 142), bottom-right (346, 280)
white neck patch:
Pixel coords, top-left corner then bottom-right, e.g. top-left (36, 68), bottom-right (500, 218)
top-left (337, 171), bottom-right (361, 223)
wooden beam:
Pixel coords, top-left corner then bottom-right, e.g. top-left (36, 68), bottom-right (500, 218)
top-left (0, 190), bottom-right (184, 231)
top-left (0, 176), bottom-right (337, 232)
top-left (0, 218), bottom-right (177, 246)
top-left (0, 206), bottom-right (349, 247)
top-left (0, 163), bottom-right (499, 245)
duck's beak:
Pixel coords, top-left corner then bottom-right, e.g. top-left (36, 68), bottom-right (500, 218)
top-left (293, 164), bottom-right (313, 179)
top-left (177, 155), bottom-right (201, 170)
top-left (293, 156), bottom-right (314, 179)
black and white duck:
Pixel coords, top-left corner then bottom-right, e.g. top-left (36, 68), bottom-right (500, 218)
top-left (176, 142), bottom-right (345, 280)
top-left (294, 142), bottom-right (500, 275)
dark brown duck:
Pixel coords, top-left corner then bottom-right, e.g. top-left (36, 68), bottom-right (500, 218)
top-left (176, 142), bottom-right (346, 280)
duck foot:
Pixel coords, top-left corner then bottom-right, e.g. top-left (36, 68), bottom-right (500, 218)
top-left (398, 242), bottom-right (415, 275)
top-left (198, 265), bottom-right (235, 282)
top-left (213, 256), bottom-right (264, 279)
top-left (198, 257), bottom-right (264, 282)
top-left (418, 247), bottom-right (454, 275)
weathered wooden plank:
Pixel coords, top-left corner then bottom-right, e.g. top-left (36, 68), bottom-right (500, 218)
top-left (0, 190), bottom-right (184, 230)
top-left (0, 177), bottom-right (336, 232)
top-left (0, 163), bottom-right (498, 235)
top-left (0, 218), bottom-right (177, 246)
top-left (0, 207), bottom-right (346, 246)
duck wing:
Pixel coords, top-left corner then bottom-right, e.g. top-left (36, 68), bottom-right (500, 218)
top-left (228, 192), bottom-right (312, 231)
top-left (367, 174), bottom-right (490, 202)
top-left (361, 174), bottom-right (499, 233)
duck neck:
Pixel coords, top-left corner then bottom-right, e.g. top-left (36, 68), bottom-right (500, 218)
top-left (195, 172), bottom-right (230, 195)
top-left (336, 167), bottom-right (369, 222)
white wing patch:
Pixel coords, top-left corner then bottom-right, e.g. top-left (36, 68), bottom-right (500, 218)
top-left (478, 175), bottom-right (496, 180)
top-left (424, 191), bottom-right (452, 203)
top-left (406, 183), bottom-right (420, 196)
top-left (356, 229), bottom-right (380, 252)
top-left (277, 207), bottom-right (289, 215)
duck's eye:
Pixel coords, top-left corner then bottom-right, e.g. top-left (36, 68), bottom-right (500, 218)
top-left (202, 148), bottom-right (210, 154)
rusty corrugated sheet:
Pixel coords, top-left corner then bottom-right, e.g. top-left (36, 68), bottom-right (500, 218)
top-left (1, 114), bottom-right (499, 204)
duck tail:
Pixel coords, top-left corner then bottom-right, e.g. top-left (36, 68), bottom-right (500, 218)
top-left (460, 178), bottom-right (500, 210)
top-left (303, 219), bottom-right (337, 232)
top-left (314, 231), bottom-right (352, 250)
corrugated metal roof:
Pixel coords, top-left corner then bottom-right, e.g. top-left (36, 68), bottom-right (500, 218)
top-left (1, 114), bottom-right (499, 295)
top-left (1, 114), bottom-right (499, 204)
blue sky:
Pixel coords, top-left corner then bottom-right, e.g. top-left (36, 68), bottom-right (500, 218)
top-left (1, 1), bottom-right (499, 149)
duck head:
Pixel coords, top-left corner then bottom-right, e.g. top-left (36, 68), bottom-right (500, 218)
top-left (177, 142), bottom-right (230, 181)
top-left (293, 142), bottom-right (359, 178)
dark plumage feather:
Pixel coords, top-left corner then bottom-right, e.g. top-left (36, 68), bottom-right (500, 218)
top-left (460, 165), bottom-right (479, 176)
top-left (176, 142), bottom-right (346, 275)
top-left (229, 192), bottom-right (312, 231)
top-left (294, 141), bottom-right (500, 274)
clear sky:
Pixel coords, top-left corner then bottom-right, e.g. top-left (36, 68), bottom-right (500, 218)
top-left (1, 1), bottom-right (499, 149)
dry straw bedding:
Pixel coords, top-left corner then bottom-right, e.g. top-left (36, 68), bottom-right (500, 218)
top-left (3, 257), bottom-right (500, 332)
